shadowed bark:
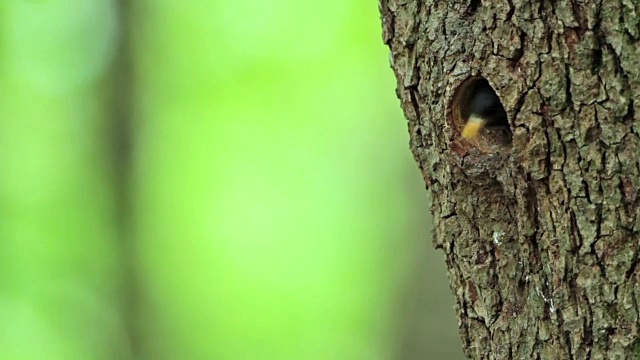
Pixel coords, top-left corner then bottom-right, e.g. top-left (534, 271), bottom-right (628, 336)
top-left (380, 1), bottom-right (640, 358)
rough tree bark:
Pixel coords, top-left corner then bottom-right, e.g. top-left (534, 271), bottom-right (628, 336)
top-left (380, 1), bottom-right (640, 359)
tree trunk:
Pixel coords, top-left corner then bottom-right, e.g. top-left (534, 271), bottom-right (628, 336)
top-left (380, 1), bottom-right (640, 359)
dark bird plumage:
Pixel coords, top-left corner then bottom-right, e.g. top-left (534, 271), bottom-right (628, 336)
top-left (462, 84), bottom-right (507, 139)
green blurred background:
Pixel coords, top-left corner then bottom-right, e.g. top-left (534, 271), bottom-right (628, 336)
top-left (0, 0), bottom-right (464, 359)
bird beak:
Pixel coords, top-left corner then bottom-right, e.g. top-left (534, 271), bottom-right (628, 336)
top-left (461, 115), bottom-right (486, 139)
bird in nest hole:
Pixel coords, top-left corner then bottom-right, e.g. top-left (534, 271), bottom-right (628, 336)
top-left (461, 83), bottom-right (508, 140)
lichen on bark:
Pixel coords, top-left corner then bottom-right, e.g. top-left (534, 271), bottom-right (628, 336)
top-left (380, 0), bottom-right (640, 359)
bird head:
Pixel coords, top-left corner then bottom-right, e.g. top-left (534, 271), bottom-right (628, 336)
top-left (461, 83), bottom-right (507, 139)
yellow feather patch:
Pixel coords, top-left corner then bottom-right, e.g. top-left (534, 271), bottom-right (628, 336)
top-left (462, 116), bottom-right (487, 139)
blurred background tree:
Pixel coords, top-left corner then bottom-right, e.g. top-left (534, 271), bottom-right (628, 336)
top-left (0, 0), bottom-right (464, 359)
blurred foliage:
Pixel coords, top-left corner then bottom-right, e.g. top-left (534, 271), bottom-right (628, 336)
top-left (0, 0), bottom-right (463, 359)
